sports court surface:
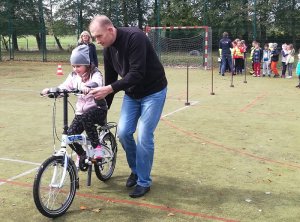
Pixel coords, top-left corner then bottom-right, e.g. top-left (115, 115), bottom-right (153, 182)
top-left (0, 61), bottom-right (300, 221)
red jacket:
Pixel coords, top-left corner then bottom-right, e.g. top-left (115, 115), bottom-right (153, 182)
top-left (233, 46), bottom-right (245, 59)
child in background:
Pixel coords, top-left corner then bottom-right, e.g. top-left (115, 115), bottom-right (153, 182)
top-left (41, 45), bottom-right (108, 169)
top-left (231, 40), bottom-right (237, 73)
top-left (252, 42), bottom-right (263, 77)
top-left (270, 43), bottom-right (280, 78)
top-left (281, 43), bottom-right (288, 78)
top-left (286, 44), bottom-right (295, 79)
top-left (249, 41), bottom-right (257, 74)
top-left (241, 40), bottom-right (247, 72)
top-left (262, 43), bottom-right (271, 77)
top-left (296, 49), bottom-right (300, 87)
top-left (233, 40), bottom-right (246, 75)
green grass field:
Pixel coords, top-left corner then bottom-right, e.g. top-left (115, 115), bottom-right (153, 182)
top-left (0, 61), bottom-right (300, 222)
top-left (5, 35), bottom-right (79, 51)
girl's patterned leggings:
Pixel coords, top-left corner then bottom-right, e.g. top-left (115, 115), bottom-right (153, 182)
top-left (68, 107), bottom-right (107, 155)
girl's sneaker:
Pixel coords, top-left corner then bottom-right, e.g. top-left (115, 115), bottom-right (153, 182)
top-left (286, 75), bottom-right (292, 79)
top-left (94, 145), bottom-right (103, 160)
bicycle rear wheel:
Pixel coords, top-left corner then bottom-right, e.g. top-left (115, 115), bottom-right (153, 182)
top-left (94, 132), bottom-right (117, 181)
top-left (33, 156), bottom-right (77, 218)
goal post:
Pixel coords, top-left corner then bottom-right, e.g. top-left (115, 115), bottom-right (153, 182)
top-left (145, 26), bottom-right (212, 69)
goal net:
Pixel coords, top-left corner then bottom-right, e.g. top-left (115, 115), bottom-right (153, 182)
top-left (145, 26), bottom-right (212, 69)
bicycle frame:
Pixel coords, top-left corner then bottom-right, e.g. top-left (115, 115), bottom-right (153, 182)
top-left (51, 89), bottom-right (96, 187)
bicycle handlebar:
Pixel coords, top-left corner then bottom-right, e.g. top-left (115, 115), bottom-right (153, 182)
top-left (41, 82), bottom-right (99, 98)
top-left (40, 88), bottom-right (78, 98)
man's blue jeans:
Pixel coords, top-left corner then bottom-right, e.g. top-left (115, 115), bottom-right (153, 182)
top-left (118, 87), bottom-right (167, 187)
top-left (221, 54), bottom-right (233, 75)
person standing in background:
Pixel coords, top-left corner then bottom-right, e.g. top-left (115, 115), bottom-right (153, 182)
top-left (249, 41), bottom-right (258, 75)
top-left (281, 43), bottom-right (288, 78)
top-left (78, 31), bottom-right (99, 68)
top-left (262, 43), bottom-right (271, 77)
top-left (219, 32), bottom-right (233, 76)
top-left (296, 49), bottom-right (300, 87)
top-left (252, 42), bottom-right (263, 77)
top-left (233, 40), bottom-right (245, 75)
top-left (286, 44), bottom-right (295, 79)
top-left (270, 43), bottom-right (280, 78)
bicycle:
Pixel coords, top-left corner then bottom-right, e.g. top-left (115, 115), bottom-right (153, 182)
top-left (33, 87), bottom-right (117, 218)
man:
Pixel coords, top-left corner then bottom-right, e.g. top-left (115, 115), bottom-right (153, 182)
top-left (89, 15), bottom-right (168, 198)
top-left (219, 32), bottom-right (233, 76)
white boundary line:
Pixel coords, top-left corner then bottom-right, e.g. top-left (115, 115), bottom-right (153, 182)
top-left (162, 101), bottom-right (199, 118)
top-left (0, 157), bottom-right (40, 166)
top-left (0, 167), bottom-right (38, 186)
top-left (0, 158), bottom-right (40, 186)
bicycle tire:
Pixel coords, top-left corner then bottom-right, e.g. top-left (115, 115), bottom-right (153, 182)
top-left (94, 132), bottom-right (117, 181)
top-left (33, 155), bottom-right (77, 218)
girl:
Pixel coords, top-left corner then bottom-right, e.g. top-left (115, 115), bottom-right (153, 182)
top-left (41, 45), bottom-right (107, 169)
top-left (286, 44), bottom-right (295, 79)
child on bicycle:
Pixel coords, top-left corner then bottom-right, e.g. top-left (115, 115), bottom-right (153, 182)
top-left (41, 45), bottom-right (107, 167)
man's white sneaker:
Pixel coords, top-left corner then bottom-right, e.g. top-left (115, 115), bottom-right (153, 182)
top-left (286, 76), bottom-right (292, 79)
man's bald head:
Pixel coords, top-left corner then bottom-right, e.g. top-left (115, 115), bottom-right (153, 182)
top-left (89, 15), bottom-right (114, 30)
top-left (89, 15), bottom-right (116, 48)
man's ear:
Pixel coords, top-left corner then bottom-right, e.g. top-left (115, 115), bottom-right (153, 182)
top-left (107, 27), bottom-right (114, 33)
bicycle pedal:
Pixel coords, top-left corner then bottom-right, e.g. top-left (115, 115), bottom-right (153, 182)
top-left (91, 158), bottom-right (101, 162)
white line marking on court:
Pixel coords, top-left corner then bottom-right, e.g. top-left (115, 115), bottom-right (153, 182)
top-left (162, 101), bottom-right (199, 118)
top-left (0, 167), bottom-right (38, 186)
top-left (0, 157), bottom-right (40, 166)
top-left (0, 158), bottom-right (40, 186)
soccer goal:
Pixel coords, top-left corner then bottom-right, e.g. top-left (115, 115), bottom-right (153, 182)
top-left (145, 26), bottom-right (212, 69)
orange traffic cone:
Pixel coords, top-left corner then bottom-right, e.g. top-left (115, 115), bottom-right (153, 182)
top-left (56, 64), bottom-right (63, 76)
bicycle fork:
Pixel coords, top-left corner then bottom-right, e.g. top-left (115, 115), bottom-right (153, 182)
top-left (51, 135), bottom-right (80, 189)
top-left (50, 153), bottom-right (68, 188)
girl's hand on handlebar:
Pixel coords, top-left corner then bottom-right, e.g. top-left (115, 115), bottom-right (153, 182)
top-left (41, 88), bottom-right (50, 96)
top-left (81, 86), bottom-right (91, 95)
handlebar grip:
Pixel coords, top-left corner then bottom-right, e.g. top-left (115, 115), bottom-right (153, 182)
top-left (49, 87), bottom-right (60, 93)
top-left (86, 82), bottom-right (98, 88)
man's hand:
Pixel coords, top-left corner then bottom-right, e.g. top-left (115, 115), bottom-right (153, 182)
top-left (90, 85), bottom-right (114, 100)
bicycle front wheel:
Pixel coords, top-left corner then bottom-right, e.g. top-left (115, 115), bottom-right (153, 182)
top-left (33, 156), bottom-right (77, 218)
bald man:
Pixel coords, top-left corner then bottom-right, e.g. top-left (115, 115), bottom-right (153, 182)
top-left (89, 15), bottom-right (168, 198)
